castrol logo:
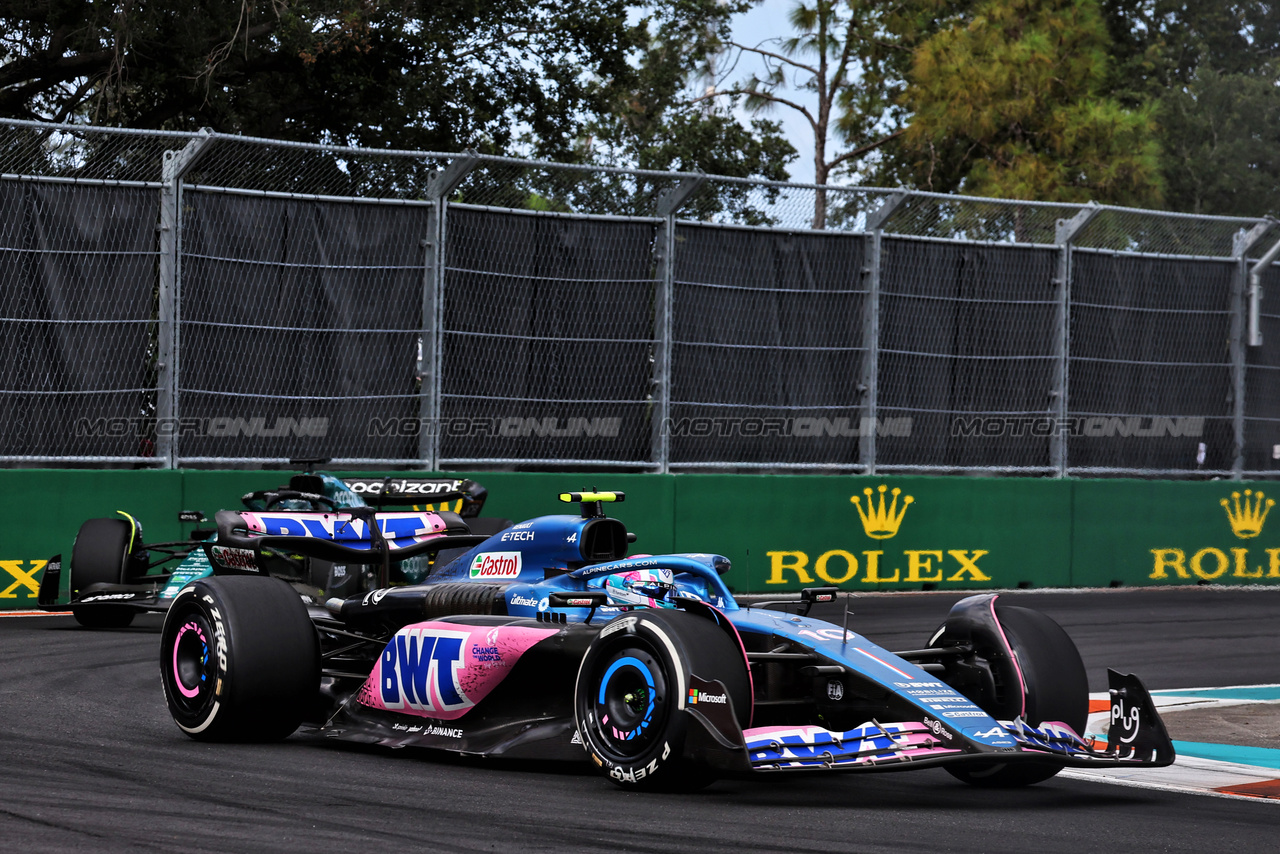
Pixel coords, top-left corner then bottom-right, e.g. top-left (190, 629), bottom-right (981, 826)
top-left (470, 551), bottom-right (523, 580)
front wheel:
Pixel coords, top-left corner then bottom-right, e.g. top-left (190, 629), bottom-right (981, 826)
top-left (160, 576), bottom-right (320, 742)
top-left (943, 604), bottom-right (1087, 788)
top-left (574, 608), bottom-right (750, 791)
top-left (69, 518), bottom-right (135, 628)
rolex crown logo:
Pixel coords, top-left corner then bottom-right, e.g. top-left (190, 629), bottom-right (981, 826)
top-left (1221, 489), bottom-right (1274, 539)
top-left (851, 484), bottom-right (913, 540)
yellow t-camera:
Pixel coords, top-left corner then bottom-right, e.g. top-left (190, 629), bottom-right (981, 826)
top-left (558, 491), bottom-right (625, 503)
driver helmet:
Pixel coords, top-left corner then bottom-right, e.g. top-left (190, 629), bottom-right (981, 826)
top-left (588, 567), bottom-right (676, 609)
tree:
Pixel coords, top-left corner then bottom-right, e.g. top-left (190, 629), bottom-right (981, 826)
top-left (705, 0), bottom-right (914, 227)
top-left (0, 0), bottom-right (644, 159)
top-left (1159, 68), bottom-right (1280, 217)
top-left (1100, 1), bottom-right (1280, 215)
top-left (899, 0), bottom-right (1163, 205)
top-left (584, 0), bottom-right (798, 218)
top-left (1102, 1), bottom-right (1280, 99)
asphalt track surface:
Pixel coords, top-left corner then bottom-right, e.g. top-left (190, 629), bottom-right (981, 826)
top-left (3, 587), bottom-right (1280, 853)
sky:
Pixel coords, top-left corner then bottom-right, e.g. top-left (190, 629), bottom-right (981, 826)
top-left (724, 0), bottom-right (823, 184)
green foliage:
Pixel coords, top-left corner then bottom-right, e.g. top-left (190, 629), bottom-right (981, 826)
top-left (1099, 1), bottom-right (1280, 215)
top-left (4, 0), bottom-right (1274, 217)
top-left (727, 0), bottom-right (923, 226)
top-left (1159, 68), bottom-right (1280, 216)
top-left (0, 0), bottom-right (793, 216)
top-left (734, 1), bottom-right (915, 180)
top-left (0, 0), bottom-right (641, 158)
top-left (831, 1), bottom-right (924, 177)
top-left (583, 0), bottom-right (798, 218)
top-left (1103, 1), bottom-right (1280, 97)
top-left (900, 0), bottom-right (1163, 205)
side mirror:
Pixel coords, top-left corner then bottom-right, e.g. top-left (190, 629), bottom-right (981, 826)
top-left (547, 591), bottom-right (609, 608)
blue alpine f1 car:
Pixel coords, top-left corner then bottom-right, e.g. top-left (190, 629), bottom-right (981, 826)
top-left (154, 490), bottom-right (1175, 790)
top-left (38, 472), bottom-right (508, 628)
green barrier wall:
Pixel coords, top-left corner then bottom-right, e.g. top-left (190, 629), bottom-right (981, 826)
top-left (0, 470), bottom-right (184, 608)
top-left (2, 471), bottom-right (1277, 608)
top-left (671, 475), bottom-right (1072, 594)
top-left (1070, 479), bottom-right (1280, 587)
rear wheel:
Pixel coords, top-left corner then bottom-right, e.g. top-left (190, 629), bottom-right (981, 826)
top-left (944, 605), bottom-right (1087, 787)
top-left (160, 576), bottom-right (320, 741)
top-left (574, 609), bottom-right (749, 791)
top-left (69, 518), bottom-right (135, 628)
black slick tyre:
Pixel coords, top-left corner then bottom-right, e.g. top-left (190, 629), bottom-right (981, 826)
top-left (574, 608), bottom-right (750, 791)
top-left (946, 605), bottom-right (1088, 788)
top-left (69, 518), bottom-right (135, 628)
top-left (160, 576), bottom-right (320, 742)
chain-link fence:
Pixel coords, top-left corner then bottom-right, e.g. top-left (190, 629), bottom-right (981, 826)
top-left (3, 116), bottom-right (1278, 477)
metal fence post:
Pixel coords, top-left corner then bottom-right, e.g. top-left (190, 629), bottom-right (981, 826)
top-left (650, 175), bottom-right (705, 473)
top-left (1231, 223), bottom-right (1273, 477)
top-left (420, 152), bottom-right (479, 469)
top-left (861, 192), bottom-right (908, 476)
top-left (156, 130), bottom-right (214, 469)
top-left (1051, 204), bottom-right (1099, 477)
top-left (1249, 233), bottom-right (1280, 347)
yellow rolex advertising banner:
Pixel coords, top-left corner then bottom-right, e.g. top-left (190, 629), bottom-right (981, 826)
top-left (1069, 479), bottom-right (1280, 588)
top-left (669, 475), bottom-right (1072, 593)
top-left (2, 470), bottom-right (1279, 608)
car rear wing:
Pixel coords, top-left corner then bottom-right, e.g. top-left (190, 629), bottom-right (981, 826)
top-left (340, 477), bottom-right (488, 515)
top-left (210, 508), bottom-right (488, 576)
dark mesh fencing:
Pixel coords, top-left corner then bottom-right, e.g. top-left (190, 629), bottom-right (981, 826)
top-left (1245, 265), bottom-right (1280, 475)
top-left (2, 118), bottom-right (1277, 477)
top-left (1067, 251), bottom-right (1235, 473)
top-left (877, 237), bottom-right (1059, 470)
top-left (0, 179), bottom-right (157, 460)
top-left (176, 189), bottom-right (430, 462)
top-left (0, 120), bottom-right (194, 183)
top-left (669, 224), bottom-right (868, 467)
top-left (883, 195), bottom-right (1077, 244)
top-left (438, 207), bottom-right (659, 465)
top-left (183, 136), bottom-right (448, 199)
